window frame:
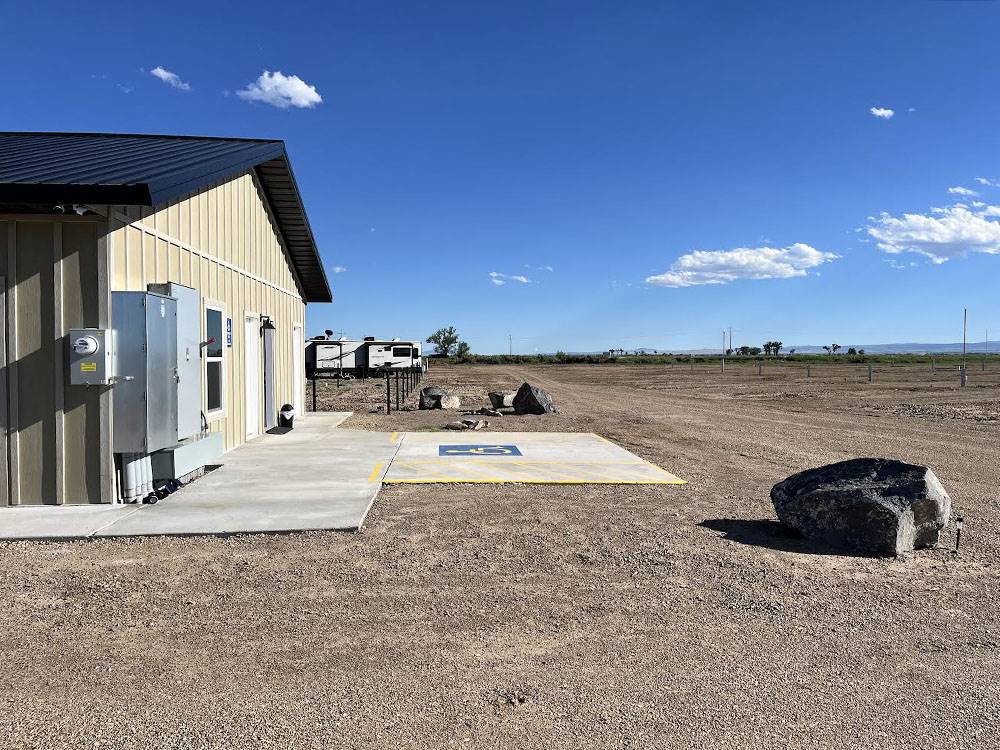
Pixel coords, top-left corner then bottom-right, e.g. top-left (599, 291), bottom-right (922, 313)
top-left (203, 300), bottom-right (227, 420)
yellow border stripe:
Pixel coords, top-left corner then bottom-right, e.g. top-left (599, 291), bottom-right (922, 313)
top-left (367, 462), bottom-right (384, 482)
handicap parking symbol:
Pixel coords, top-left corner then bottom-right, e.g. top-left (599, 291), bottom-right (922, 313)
top-left (439, 444), bottom-right (522, 457)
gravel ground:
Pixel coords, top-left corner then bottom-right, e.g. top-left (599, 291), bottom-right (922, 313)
top-left (2, 362), bottom-right (998, 749)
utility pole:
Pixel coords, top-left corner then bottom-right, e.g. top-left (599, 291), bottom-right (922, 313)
top-left (963, 308), bottom-right (968, 369)
top-left (721, 330), bottom-right (726, 373)
top-left (962, 308), bottom-right (968, 387)
top-left (508, 333), bottom-right (512, 356)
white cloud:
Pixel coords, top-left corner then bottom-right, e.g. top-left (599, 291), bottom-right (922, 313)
top-left (150, 66), bottom-right (191, 91)
top-left (524, 264), bottom-right (554, 272)
top-left (116, 84), bottom-right (134, 94)
top-left (237, 71), bottom-right (322, 109)
top-left (870, 106), bottom-right (895, 120)
top-left (645, 244), bottom-right (838, 288)
top-left (975, 177), bottom-right (997, 187)
top-left (489, 271), bottom-right (531, 286)
top-left (331, 266), bottom-right (347, 273)
top-left (948, 186), bottom-right (979, 197)
top-left (867, 203), bottom-right (1000, 263)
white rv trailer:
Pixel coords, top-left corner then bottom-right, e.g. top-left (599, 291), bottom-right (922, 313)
top-left (306, 336), bottom-right (424, 377)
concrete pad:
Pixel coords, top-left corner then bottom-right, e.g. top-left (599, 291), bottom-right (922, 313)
top-left (99, 415), bottom-right (400, 537)
top-left (0, 413), bottom-right (402, 540)
top-left (0, 505), bottom-right (142, 540)
top-left (383, 432), bottom-right (685, 484)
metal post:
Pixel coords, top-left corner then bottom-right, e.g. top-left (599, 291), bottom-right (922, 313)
top-left (395, 371), bottom-right (400, 410)
top-left (807, 364), bottom-right (811, 378)
top-left (386, 372), bottom-right (391, 413)
top-left (311, 375), bottom-right (317, 412)
top-left (758, 361), bottom-right (762, 376)
top-left (868, 364), bottom-right (873, 383)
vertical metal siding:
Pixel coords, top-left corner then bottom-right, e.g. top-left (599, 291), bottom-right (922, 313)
top-left (108, 170), bottom-right (306, 454)
top-left (0, 217), bottom-right (107, 505)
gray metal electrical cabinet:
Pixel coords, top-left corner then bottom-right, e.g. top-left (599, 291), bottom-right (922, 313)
top-left (112, 291), bottom-right (179, 453)
top-left (148, 282), bottom-right (201, 440)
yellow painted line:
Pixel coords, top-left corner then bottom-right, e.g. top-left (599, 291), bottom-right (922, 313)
top-left (391, 459), bottom-right (655, 466)
top-left (390, 432), bottom-right (399, 444)
top-left (384, 478), bottom-right (687, 484)
top-left (367, 462), bottom-right (384, 482)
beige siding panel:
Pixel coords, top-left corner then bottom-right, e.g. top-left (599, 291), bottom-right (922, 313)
top-left (107, 170), bottom-right (307, 453)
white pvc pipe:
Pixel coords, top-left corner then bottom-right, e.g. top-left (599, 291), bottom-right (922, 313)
top-left (123, 454), bottom-right (137, 502)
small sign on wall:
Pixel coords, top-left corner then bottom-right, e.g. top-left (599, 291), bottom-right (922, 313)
top-left (226, 317), bottom-right (233, 347)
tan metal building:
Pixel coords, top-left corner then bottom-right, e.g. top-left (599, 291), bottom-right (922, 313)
top-left (0, 132), bottom-right (332, 506)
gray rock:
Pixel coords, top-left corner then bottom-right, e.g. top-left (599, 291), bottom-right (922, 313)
top-left (439, 394), bottom-right (461, 409)
top-left (444, 418), bottom-right (487, 431)
top-left (513, 382), bottom-right (557, 415)
top-left (770, 458), bottom-right (951, 556)
top-left (419, 386), bottom-right (448, 410)
top-left (489, 391), bottom-right (515, 409)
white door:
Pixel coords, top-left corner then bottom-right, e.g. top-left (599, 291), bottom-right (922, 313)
top-left (244, 315), bottom-right (260, 440)
top-left (292, 325), bottom-right (303, 416)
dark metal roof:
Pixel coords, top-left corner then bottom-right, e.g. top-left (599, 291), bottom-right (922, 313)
top-left (0, 132), bottom-right (331, 302)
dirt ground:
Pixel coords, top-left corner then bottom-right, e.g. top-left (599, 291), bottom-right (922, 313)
top-left (2, 362), bottom-right (999, 749)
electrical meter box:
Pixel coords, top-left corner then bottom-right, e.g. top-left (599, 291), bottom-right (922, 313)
top-left (111, 291), bottom-right (179, 453)
top-left (68, 328), bottom-right (116, 385)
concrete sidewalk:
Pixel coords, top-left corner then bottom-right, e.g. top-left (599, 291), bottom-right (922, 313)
top-left (0, 413), bottom-right (401, 540)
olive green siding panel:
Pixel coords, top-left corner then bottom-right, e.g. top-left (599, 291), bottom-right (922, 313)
top-left (60, 221), bottom-right (103, 504)
top-left (14, 222), bottom-right (58, 505)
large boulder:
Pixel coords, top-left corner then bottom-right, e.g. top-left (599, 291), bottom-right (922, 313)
top-left (419, 387), bottom-right (448, 410)
top-left (770, 458), bottom-right (951, 556)
top-left (513, 382), bottom-right (557, 415)
top-left (489, 391), bottom-right (515, 409)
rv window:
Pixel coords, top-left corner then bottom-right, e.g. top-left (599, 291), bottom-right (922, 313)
top-left (392, 347), bottom-right (411, 357)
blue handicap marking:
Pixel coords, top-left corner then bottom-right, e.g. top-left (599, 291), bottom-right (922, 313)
top-left (439, 444), bottom-right (522, 457)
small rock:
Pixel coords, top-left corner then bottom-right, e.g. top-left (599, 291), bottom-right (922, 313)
top-left (489, 391), bottom-right (516, 409)
top-left (444, 421), bottom-right (469, 430)
top-left (771, 457), bottom-right (951, 556)
top-left (513, 382), bottom-right (557, 415)
top-left (439, 394), bottom-right (461, 409)
top-left (463, 418), bottom-right (488, 430)
top-left (469, 407), bottom-right (503, 417)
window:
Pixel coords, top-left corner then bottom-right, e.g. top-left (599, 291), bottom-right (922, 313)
top-left (205, 304), bottom-right (225, 416)
top-left (392, 347), bottom-right (411, 357)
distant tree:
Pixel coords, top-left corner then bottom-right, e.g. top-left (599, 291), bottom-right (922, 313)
top-left (773, 341), bottom-right (783, 356)
top-left (762, 342), bottom-right (772, 356)
top-left (847, 347), bottom-right (858, 355)
top-left (725, 348), bottom-right (733, 356)
top-left (832, 343), bottom-right (842, 355)
top-left (749, 346), bottom-right (762, 356)
top-left (788, 348), bottom-right (796, 355)
top-left (858, 349), bottom-right (865, 355)
top-left (823, 345), bottom-right (831, 355)
top-left (426, 326), bottom-right (460, 356)
top-left (455, 341), bottom-right (471, 359)
top-left (738, 345), bottom-right (751, 356)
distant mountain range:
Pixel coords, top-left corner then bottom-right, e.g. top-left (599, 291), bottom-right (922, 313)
top-left (657, 342), bottom-right (997, 355)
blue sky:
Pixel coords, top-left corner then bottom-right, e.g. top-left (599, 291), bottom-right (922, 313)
top-left (3, 0), bottom-right (1000, 352)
